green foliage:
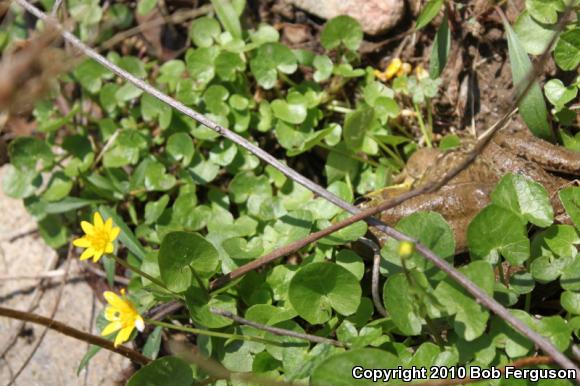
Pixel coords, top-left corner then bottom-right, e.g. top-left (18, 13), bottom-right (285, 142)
top-left (320, 15), bottom-right (363, 51)
top-left (416, 0), bottom-right (444, 30)
top-left (3, 2), bottom-right (579, 384)
top-left (502, 15), bottom-right (552, 140)
top-left (429, 14), bottom-right (451, 79)
top-left (513, 1), bottom-right (580, 145)
top-left (126, 357), bottom-right (195, 386)
top-left (288, 262), bottom-right (361, 324)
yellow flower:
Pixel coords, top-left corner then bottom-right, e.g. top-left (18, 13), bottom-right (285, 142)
top-left (397, 62), bottom-right (412, 77)
top-left (102, 289), bottom-right (145, 347)
top-left (398, 240), bottom-right (416, 258)
top-left (384, 58), bottom-right (402, 80)
top-left (416, 65), bottom-right (429, 80)
top-left (73, 212), bottom-right (120, 262)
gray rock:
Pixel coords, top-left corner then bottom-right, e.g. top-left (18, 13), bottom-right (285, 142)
top-left (287, 0), bottom-right (405, 35)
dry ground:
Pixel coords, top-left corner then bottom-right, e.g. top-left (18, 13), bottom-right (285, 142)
top-left (0, 165), bottom-right (129, 386)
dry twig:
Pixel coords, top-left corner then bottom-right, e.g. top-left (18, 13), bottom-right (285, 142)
top-left (0, 306), bottom-right (150, 365)
top-left (210, 307), bottom-right (345, 347)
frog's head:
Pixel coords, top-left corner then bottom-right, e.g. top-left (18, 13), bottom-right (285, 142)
top-left (405, 148), bottom-right (441, 181)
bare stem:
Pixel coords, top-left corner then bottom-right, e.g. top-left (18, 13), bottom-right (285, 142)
top-left (0, 306), bottom-right (150, 365)
top-left (210, 308), bottom-right (346, 347)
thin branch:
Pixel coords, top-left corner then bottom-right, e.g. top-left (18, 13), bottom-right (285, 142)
top-left (359, 238), bottom-right (388, 317)
top-left (0, 306), bottom-right (151, 365)
top-left (51, 0), bottom-right (64, 17)
top-left (12, 0), bottom-right (579, 378)
top-left (210, 307), bottom-right (346, 348)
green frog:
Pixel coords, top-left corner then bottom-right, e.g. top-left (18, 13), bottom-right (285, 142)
top-left (360, 128), bottom-right (580, 252)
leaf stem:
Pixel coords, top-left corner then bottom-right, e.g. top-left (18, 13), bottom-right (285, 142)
top-left (414, 102), bottom-right (432, 147)
top-left (145, 319), bottom-right (280, 346)
top-left (110, 255), bottom-right (177, 296)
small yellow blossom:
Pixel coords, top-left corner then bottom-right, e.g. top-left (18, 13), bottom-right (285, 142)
top-left (375, 58), bottom-right (413, 82)
top-left (72, 212), bottom-right (120, 262)
top-left (415, 65), bottom-right (429, 80)
top-left (384, 58), bottom-right (403, 80)
top-left (397, 62), bottom-right (412, 77)
top-left (398, 240), bottom-right (416, 258)
top-left (102, 289), bottom-right (145, 347)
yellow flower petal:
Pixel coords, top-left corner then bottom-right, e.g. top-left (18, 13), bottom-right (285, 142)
top-left (105, 243), bottom-right (114, 254)
top-left (79, 248), bottom-right (95, 261)
top-left (110, 227), bottom-right (121, 241)
top-left (102, 321), bottom-right (122, 336)
top-left (385, 58), bottom-right (402, 80)
top-left (105, 306), bottom-right (121, 322)
top-left (93, 212), bottom-right (104, 228)
top-left (114, 325), bottom-right (134, 347)
top-left (104, 218), bottom-right (113, 232)
top-left (92, 250), bottom-right (104, 263)
top-left (73, 237), bottom-right (91, 248)
top-left (103, 291), bottom-right (126, 310)
top-left (80, 221), bottom-right (94, 236)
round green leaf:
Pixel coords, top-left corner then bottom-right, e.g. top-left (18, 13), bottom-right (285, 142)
top-left (561, 255), bottom-right (580, 291)
top-left (490, 310), bottom-right (535, 358)
top-left (288, 262), bottom-right (361, 324)
top-left (313, 55), bottom-right (333, 82)
top-left (189, 16), bottom-right (221, 47)
top-left (9, 136), bottom-right (53, 170)
top-left (126, 356), bottom-right (194, 386)
top-left (250, 42), bottom-right (297, 89)
top-left (532, 225), bottom-right (580, 258)
top-left (2, 165), bottom-right (41, 199)
top-left (536, 315), bottom-right (571, 351)
top-left (166, 132), bottom-right (194, 166)
top-left (383, 273), bottom-right (424, 336)
top-left (185, 286), bottom-right (237, 328)
top-left (561, 291), bottom-right (580, 315)
top-left (526, 0), bottom-right (564, 24)
top-left (467, 205), bottom-right (530, 265)
top-left (344, 107), bottom-right (375, 150)
top-left (209, 140), bottom-right (238, 166)
top-left (320, 15), bottom-right (363, 51)
top-left (554, 28), bottom-right (580, 71)
top-left (514, 11), bottom-right (557, 55)
top-left (530, 255), bottom-right (566, 283)
top-left (215, 51), bottom-right (245, 81)
top-left (335, 250), bottom-right (364, 280)
top-left (381, 211), bottom-right (455, 278)
top-left (271, 99), bottom-right (307, 124)
top-left (435, 261), bottom-right (494, 341)
top-left (159, 231), bottom-right (219, 292)
top-left (42, 171), bottom-right (73, 202)
top-left (545, 79), bottom-right (578, 108)
top-left (559, 187), bottom-right (580, 229)
top-left (490, 173), bottom-right (553, 227)
top-left (312, 349), bottom-right (401, 386)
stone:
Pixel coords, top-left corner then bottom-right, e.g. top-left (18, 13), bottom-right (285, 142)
top-left (286, 0), bottom-right (405, 35)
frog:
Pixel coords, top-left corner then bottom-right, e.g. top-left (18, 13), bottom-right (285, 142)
top-left (360, 128), bottom-right (580, 252)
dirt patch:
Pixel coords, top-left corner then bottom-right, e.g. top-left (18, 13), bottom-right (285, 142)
top-left (0, 166), bottom-right (130, 386)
